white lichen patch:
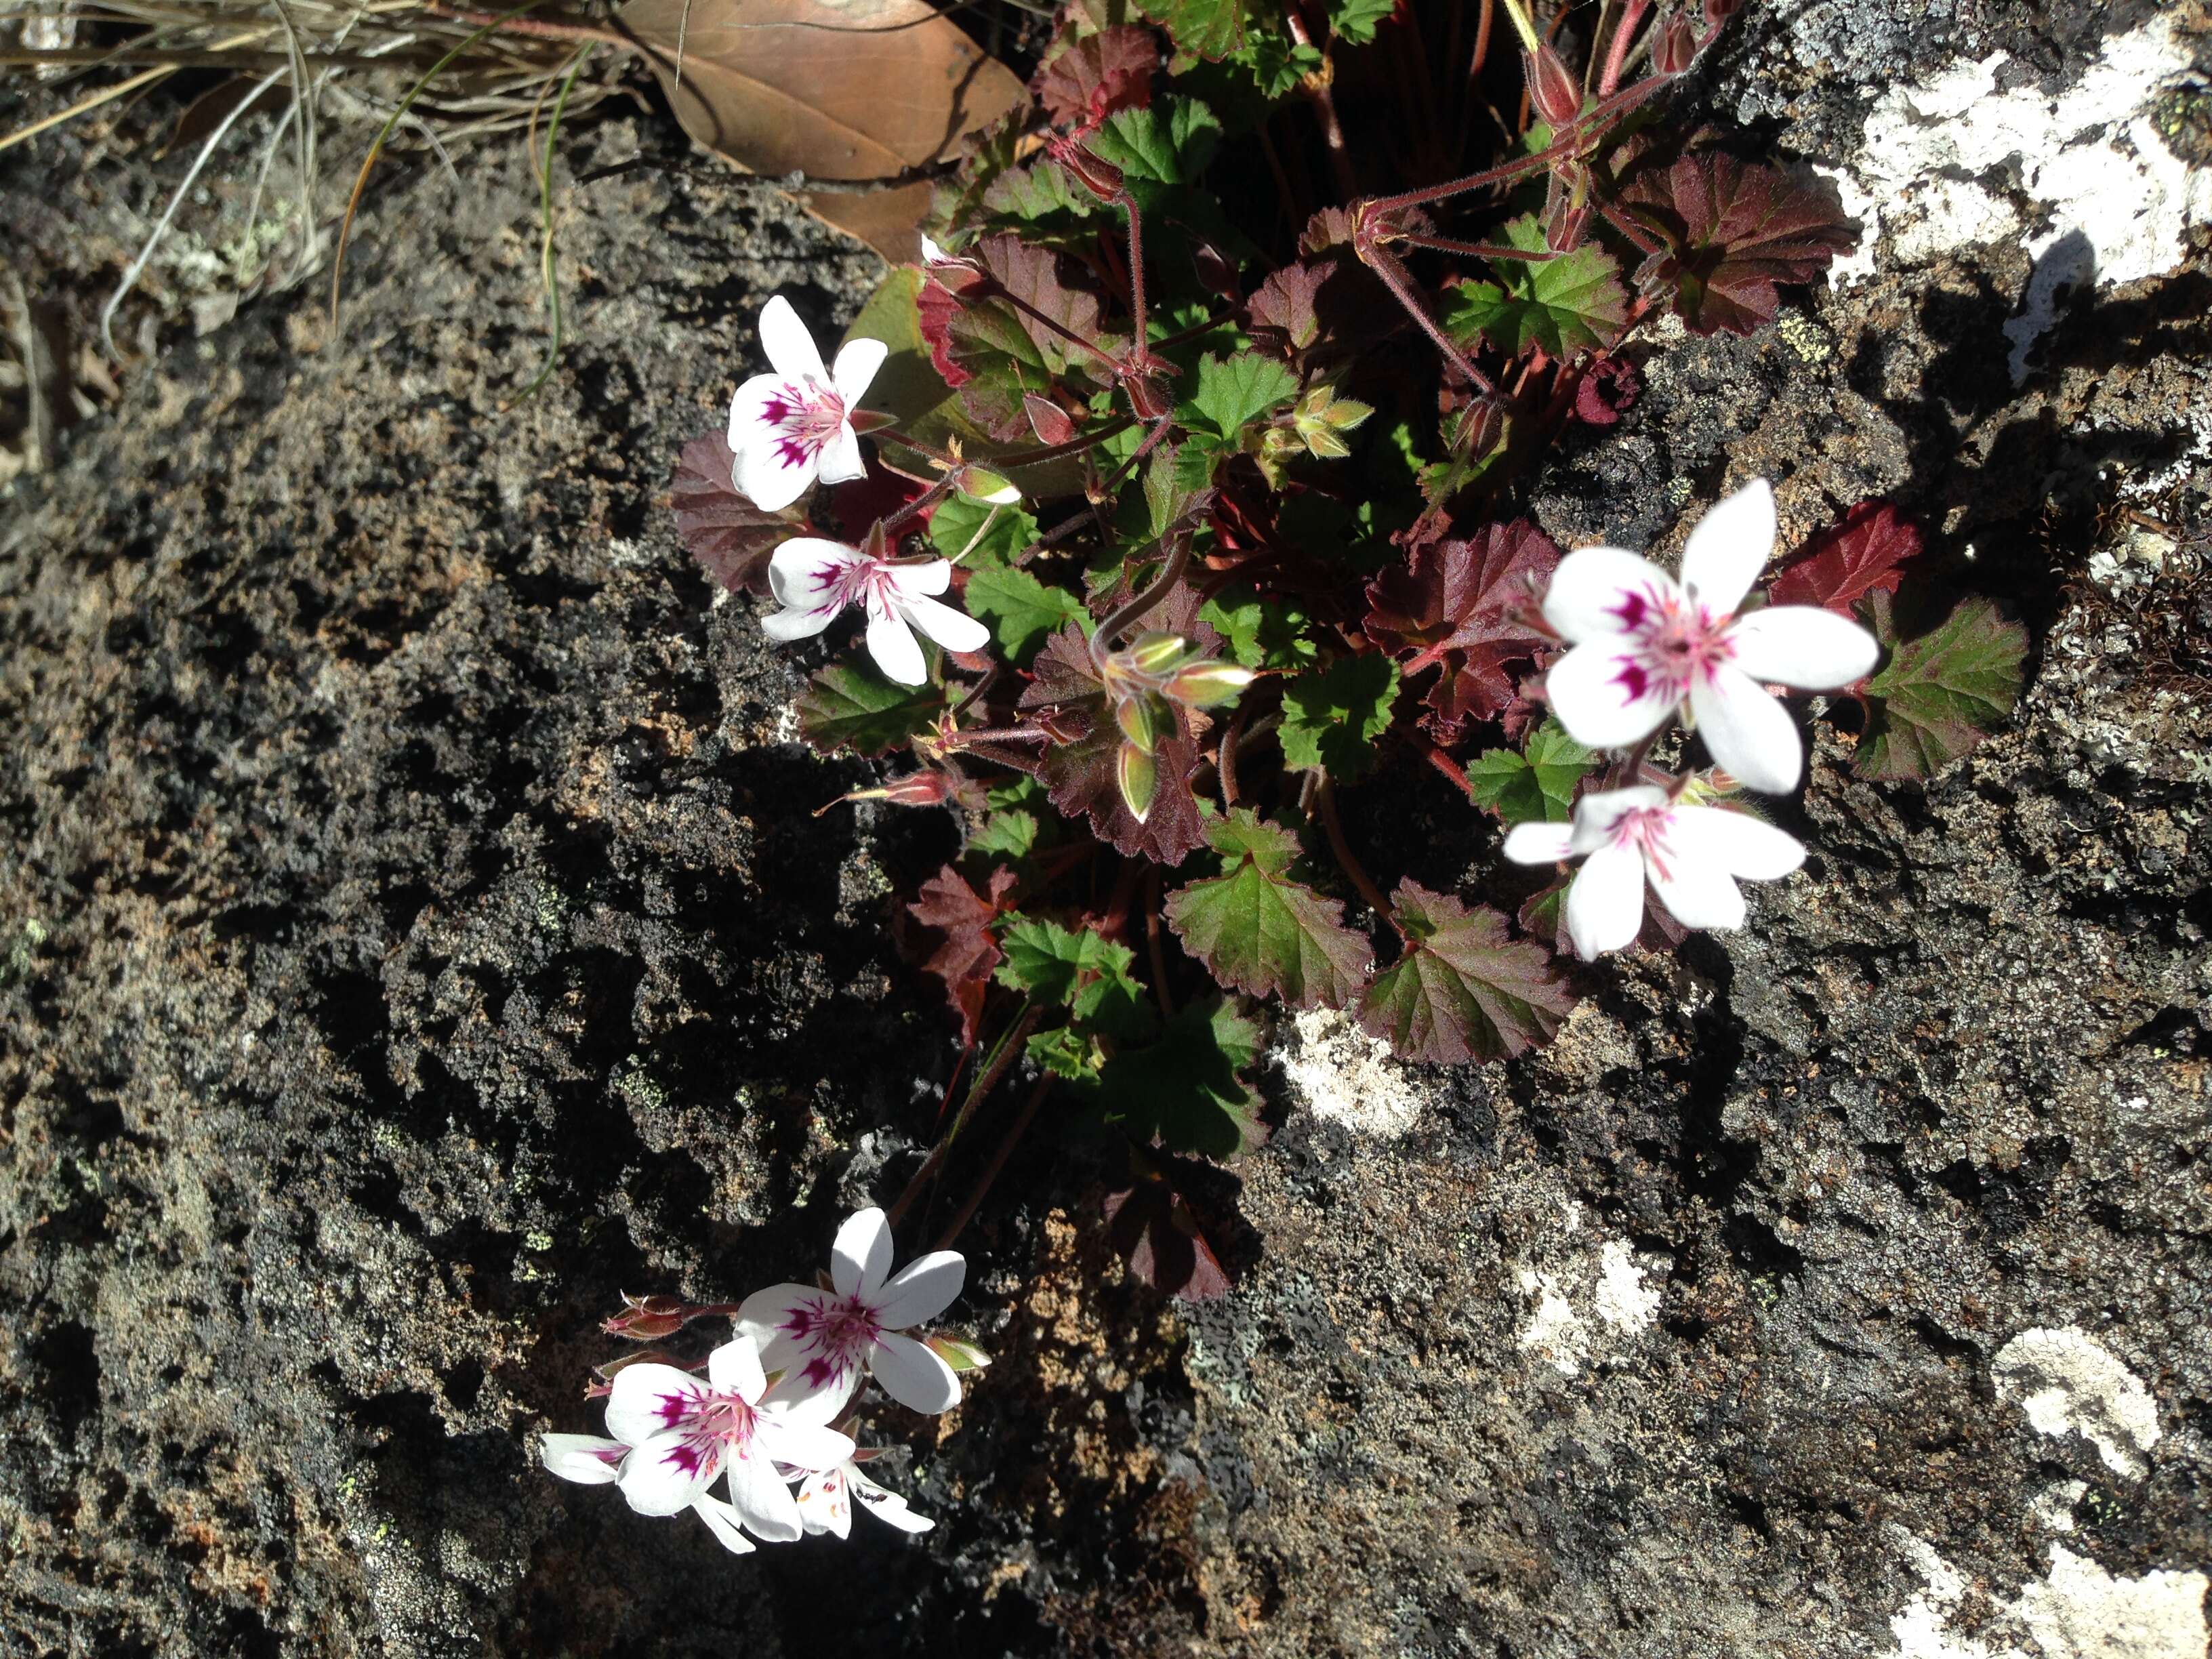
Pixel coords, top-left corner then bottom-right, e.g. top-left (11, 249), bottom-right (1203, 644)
top-left (1891, 1532), bottom-right (2013, 1659)
top-left (1592, 1237), bottom-right (1662, 1335)
top-left (2013, 1545), bottom-right (2211, 1659)
top-left (1992, 1327), bottom-right (2163, 1478)
top-left (1516, 1268), bottom-right (1591, 1377)
top-left (1513, 1214), bottom-right (1668, 1377)
top-left (1821, 16), bottom-right (2211, 342)
top-left (1277, 1006), bottom-right (1427, 1138)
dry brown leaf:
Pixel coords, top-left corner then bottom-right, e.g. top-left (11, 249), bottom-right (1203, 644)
top-left (620, 0), bottom-right (1027, 185)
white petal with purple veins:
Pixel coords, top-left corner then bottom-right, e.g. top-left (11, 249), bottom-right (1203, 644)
top-left (832, 1208), bottom-right (896, 1300)
top-left (868, 1330), bottom-right (962, 1414)
top-left (1688, 665), bottom-right (1803, 794)
top-left (605, 1361), bottom-right (707, 1447)
top-left (706, 1332), bottom-right (768, 1403)
top-left (1565, 838), bottom-right (1647, 960)
top-left (1678, 478), bottom-right (1774, 615)
top-left (540, 1433), bottom-right (628, 1485)
top-left (1544, 640), bottom-right (1679, 750)
top-left (831, 335), bottom-right (888, 403)
top-left (1569, 785), bottom-right (1666, 856)
top-left (872, 1250), bottom-right (966, 1330)
top-left (619, 1428), bottom-right (720, 1515)
top-left (757, 294), bottom-right (827, 384)
top-left (815, 424), bottom-right (867, 487)
top-left (1541, 547), bottom-right (1678, 644)
top-left (1727, 605), bottom-right (1880, 689)
top-left (797, 1467), bottom-right (854, 1538)
top-left (768, 538), bottom-right (861, 609)
top-left (1643, 836), bottom-right (1746, 931)
top-left (1671, 805), bottom-right (1805, 880)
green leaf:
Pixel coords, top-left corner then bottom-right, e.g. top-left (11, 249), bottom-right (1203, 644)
top-left (1855, 593), bottom-right (2026, 780)
top-left (928, 494), bottom-right (1039, 570)
top-left (970, 807), bottom-right (1040, 861)
top-left (1136, 0), bottom-right (1250, 63)
top-left (1085, 996), bottom-right (1264, 1158)
top-left (1200, 584), bottom-right (1319, 670)
top-left (1328, 0), bottom-right (1395, 43)
top-left (1028, 1024), bottom-right (1095, 1079)
top-left (1441, 214), bottom-right (1629, 357)
top-left (1461, 718), bottom-right (1595, 825)
top-left (1357, 882), bottom-right (1576, 1063)
top-left (1166, 810), bottom-right (1374, 1009)
top-left (1279, 654), bottom-right (1401, 778)
top-left (1088, 99), bottom-right (1223, 205)
top-left (994, 918), bottom-right (1155, 1041)
top-left (1178, 350), bottom-right (1300, 445)
top-left (964, 565), bottom-right (1091, 663)
top-left (794, 660), bottom-right (947, 757)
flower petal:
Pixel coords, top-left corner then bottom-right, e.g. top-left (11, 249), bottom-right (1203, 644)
top-left (1568, 785), bottom-right (1668, 857)
top-left (760, 605), bottom-right (837, 643)
top-left (707, 1332), bottom-right (768, 1402)
top-left (867, 1330), bottom-right (962, 1414)
top-left (853, 1469), bottom-right (934, 1534)
top-left (886, 558), bottom-right (954, 598)
top-left (618, 1429), bottom-right (718, 1515)
top-left (796, 1467), bottom-right (854, 1538)
top-left (767, 537), bottom-right (861, 611)
top-left (756, 293), bottom-right (827, 384)
top-left (758, 1416), bottom-right (857, 1473)
top-left (865, 605), bottom-right (930, 687)
top-left (726, 372), bottom-right (793, 448)
top-left (724, 1443), bottom-right (804, 1543)
top-left (1669, 805), bottom-right (1805, 881)
top-left (1678, 478), bottom-right (1774, 615)
top-left (1727, 605), bottom-right (1880, 689)
top-left (1644, 839), bottom-right (1746, 930)
top-left (872, 1250), bottom-right (966, 1330)
top-left (689, 1494), bottom-right (760, 1555)
top-left (832, 1207), bottom-right (896, 1300)
top-left (1689, 665), bottom-right (1803, 794)
top-left (895, 592), bottom-right (991, 657)
top-left (815, 424), bottom-right (867, 488)
top-left (1540, 547), bottom-right (1678, 644)
top-left (732, 432), bottom-right (819, 514)
top-left (831, 335), bottom-right (888, 404)
top-left (540, 1433), bottom-right (627, 1486)
top-left (736, 1283), bottom-right (819, 1366)
top-left (1543, 640), bottom-right (1679, 751)
top-left (1565, 839), bottom-right (1647, 960)
top-left (605, 1362), bottom-right (705, 1448)
top-left (759, 1364), bottom-right (857, 1427)
top-left (1502, 821), bottom-right (1576, 865)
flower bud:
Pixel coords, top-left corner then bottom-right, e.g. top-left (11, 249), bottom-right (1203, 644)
top-left (1049, 137), bottom-right (1126, 201)
top-left (603, 1294), bottom-right (691, 1342)
top-left (1117, 741), bottom-right (1159, 823)
top-left (1115, 692), bottom-right (1162, 754)
top-left (1523, 44), bottom-right (1584, 128)
top-left (819, 770), bottom-right (959, 815)
top-left (954, 464), bottom-right (1021, 505)
top-left (1124, 631), bottom-right (1195, 676)
top-left (925, 1334), bottom-right (993, 1372)
top-left (1023, 392), bottom-right (1078, 447)
top-left (1164, 661), bottom-right (1256, 709)
top-left (1652, 12), bottom-right (1697, 75)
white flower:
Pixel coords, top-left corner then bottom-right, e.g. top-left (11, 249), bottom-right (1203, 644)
top-left (794, 1458), bottom-right (935, 1538)
top-left (539, 1431), bottom-right (775, 1555)
top-left (1541, 479), bottom-right (1880, 793)
top-left (1504, 785), bottom-right (1806, 960)
top-left (762, 537), bottom-right (990, 687)
top-left (738, 1207), bottom-right (967, 1418)
top-left (727, 295), bottom-right (888, 512)
top-left (599, 1332), bottom-right (855, 1546)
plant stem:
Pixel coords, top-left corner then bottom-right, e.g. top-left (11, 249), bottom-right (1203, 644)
top-left (1362, 242), bottom-right (1498, 394)
top-left (1424, 739), bottom-right (1475, 796)
top-left (1092, 533), bottom-right (1191, 651)
top-left (934, 1073), bottom-right (1054, 1252)
top-left (878, 474), bottom-right (954, 539)
top-left (1397, 233), bottom-right (1551, 261)
top-left (1365, 70), bottom-right (1668, 216)
top-left (1597, 0), bottom-right (1649, 95)
top-left (1143, 868), bottom-right (1177, 1020)
top-left (1317, 777), bottom-right (1395, 920)
top-left (887, 1002), bottom-right (1040, 1229)
top-left (1287, 11), bottom-right (1356, 199)
top-left (421, 0), bottom-right (632, 47)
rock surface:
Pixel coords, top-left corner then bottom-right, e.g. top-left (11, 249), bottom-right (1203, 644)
top-left (2, 5), bottom-right (2209, 1656)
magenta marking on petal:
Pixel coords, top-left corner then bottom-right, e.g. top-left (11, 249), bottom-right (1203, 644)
top-left (1613, 660), bottom-right (1650, 703)
top-left (1608, 589), bottom-right (1649, 630)
top-left (655, 1391), bottom-right (693, 1427)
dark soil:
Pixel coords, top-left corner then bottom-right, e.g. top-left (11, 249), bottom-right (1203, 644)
top-left (2, 6), bottom-right (2209, 1656)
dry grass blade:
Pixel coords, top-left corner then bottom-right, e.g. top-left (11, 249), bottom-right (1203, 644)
top-left (509, 41), bottom-right (593, 405)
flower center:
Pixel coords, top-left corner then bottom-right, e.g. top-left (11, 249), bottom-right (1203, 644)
top-left (1607, 581), bottom-right (1734, 705)
top-left (694, 1390), bottom-right (760, 1451)
top-left (780, 1292), bottom-right (884, 1390)
top-left (762, 377), bottom-right (849, 466)
top-left (1610, 804), bottom-right (1683, 882)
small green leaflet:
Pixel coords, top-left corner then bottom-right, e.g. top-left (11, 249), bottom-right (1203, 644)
top-left (994, 916), bottom-right (1155, 1041)
top-left (1082, 996), bottom-right (1264, 1158)
top-left (1136, 0), bottom-right (1248, 63)
top-left (1200, 583), bottom-right (1318, 670)
top-left (1854, 593), bottom-right (2026, 781)
top-left (1462, 718), bottom-right (1595, 825)
top-left (965, 565), bottom-right (1091, 663)
top-left (1442, 214), bottom-right (1629, 358)
top-left (1178, 351), bottom-right (1300, 445)
top-left (928, 493), bottom-right (1039, 569)
top-left (1166, 809), bottom-right (1375, 1010)
top-left (1328, 0), bottom-right (1395, 43)
top-left (1357, 881), bottom-right (1576, 1063)
top-left (794, 660), bottom-right (947, 756)
top-left (1279, 654), bottom-right (1401, 779)
top-left (970, 807), bottom-right (1040, 861)
top-left (1087, 99), bottom-right (1224, 208)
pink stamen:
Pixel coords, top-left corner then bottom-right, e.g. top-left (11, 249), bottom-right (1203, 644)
top-left (756, 378), bottom-right (849, 471)
top-left (1606, 581), bottom-right (1734, 707)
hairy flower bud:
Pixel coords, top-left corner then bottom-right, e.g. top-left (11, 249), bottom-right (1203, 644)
top-left (1652, 12), bottom-right (1697, 74)
top-left (1164, 661), bottom-right (1257, 709)
top-left (1115, 692), bottom-right (1162, 754)
top-left (1523, 44), bottom-right (1584, 128)
top-left (1049, 137), bottom-right (1127, 201)
top-left (1124, 631), bottom-right (1195, 677)
top-left (1023, 392), bottom-right (1078, 447)
top-left (1117, 741), bottom-right (1159, 823)
top-left (604, 1294), bottom-right (692, 1342)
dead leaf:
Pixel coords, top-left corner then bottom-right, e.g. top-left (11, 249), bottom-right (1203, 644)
top-left (620, 0), bottom-right (1029, 257)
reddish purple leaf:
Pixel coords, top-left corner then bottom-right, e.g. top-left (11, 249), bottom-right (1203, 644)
top-left (1103, 1174), bottom-right (1230, 1301)
top-left (672, 432), bottom-right (793, 595)
top-left (1357, 881), bottom-right (1576, 1063)
top-left (1363, 520), bottom-right (1561, 736)
top-left (903, 864), bottom-right (1017, 1043)
top-left (1572, 355), bottom-right (1642, 427)
top-left (1767, 501), bottom-right (1920, 615)
top-left (1035, 26), bottom-right (1156, 129)
top-left (1624, 152), bottom-right (1856, 336)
